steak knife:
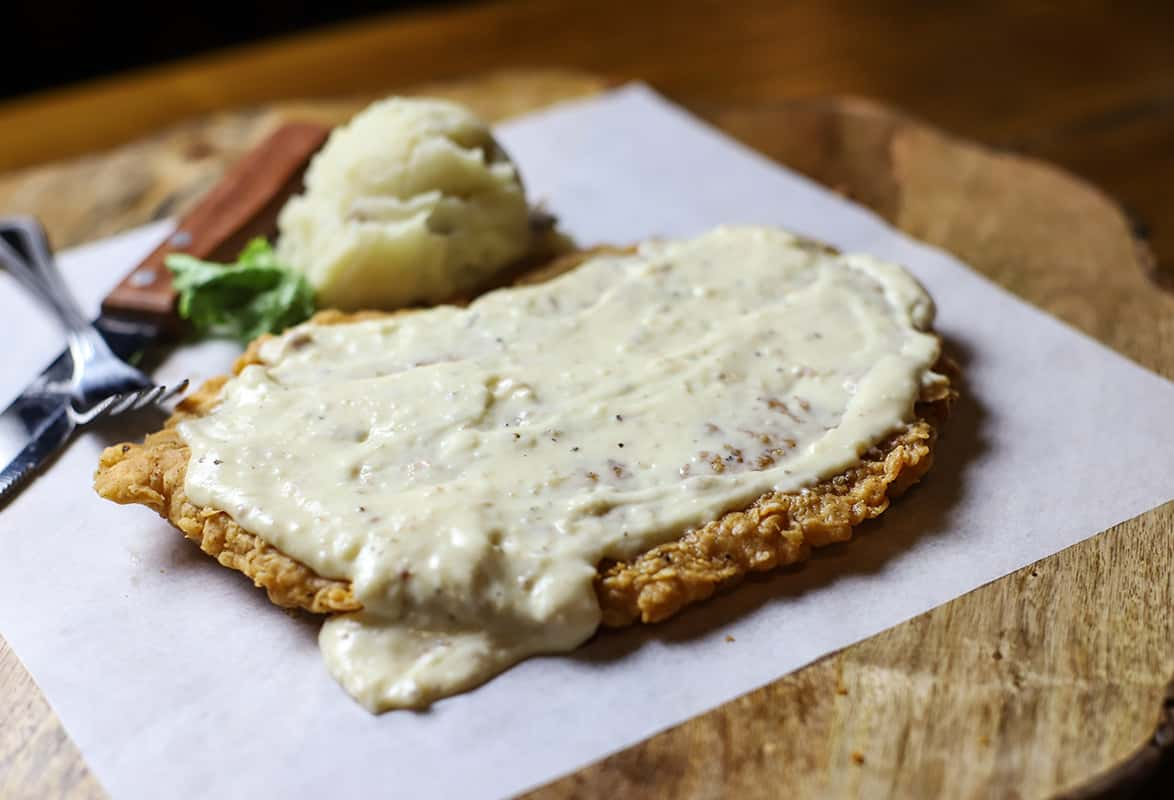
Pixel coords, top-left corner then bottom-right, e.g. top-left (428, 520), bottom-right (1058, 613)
top-left (0, 121), bottom-right (330, 506)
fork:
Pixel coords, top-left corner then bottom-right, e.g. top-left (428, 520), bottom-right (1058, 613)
top-left (0, 218), bottom-right (187, 425)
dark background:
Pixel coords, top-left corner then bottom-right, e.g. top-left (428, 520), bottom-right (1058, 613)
top-left (3, 1), bottom-right (454, 100)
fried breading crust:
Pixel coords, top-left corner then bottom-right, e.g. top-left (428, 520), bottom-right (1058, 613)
top-left (95, 251), bottom-right (955, 625)
top-left (596, 416), bottom-right (940, 625)
top-left (95, 375), bottom-right (361, 614)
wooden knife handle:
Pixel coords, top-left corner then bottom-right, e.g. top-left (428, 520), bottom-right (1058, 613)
top-left (101, 121), bottom-right (331, 333)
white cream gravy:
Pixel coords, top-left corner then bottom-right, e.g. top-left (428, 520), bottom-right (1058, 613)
top-left (179, 226), bottom-right (943, 710)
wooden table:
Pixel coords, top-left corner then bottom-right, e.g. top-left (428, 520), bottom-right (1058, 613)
top-left (2, 2), bottom-right (1172, 797)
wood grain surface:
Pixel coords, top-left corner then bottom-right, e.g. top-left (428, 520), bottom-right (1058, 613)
top-left (1, 3), bottom-right (1173, 797)
top-left (2, 0), bottom-right (1173, 273)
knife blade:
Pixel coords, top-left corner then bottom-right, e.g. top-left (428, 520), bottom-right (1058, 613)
top-left (0, 405), bottom-right (72, 500)
top-left (0, 121), bottom-right (330, 506)
top-left (0, 316), bottom-right (158, 499)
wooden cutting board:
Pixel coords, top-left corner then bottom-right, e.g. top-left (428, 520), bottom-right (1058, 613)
top-left (1, 70), bottom-right (1171, 799)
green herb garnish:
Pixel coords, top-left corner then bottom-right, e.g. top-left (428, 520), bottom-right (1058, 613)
top-left (166, 239), bottom-right (315, 342)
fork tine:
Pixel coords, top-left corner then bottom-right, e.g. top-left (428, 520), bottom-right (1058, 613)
top-left (157, 380), bottom-right (190, 405)
top-left (131, 385), bottom-right (166, 411)
top-left (108, 390), bottom-right (145, 416)
top-left (72, 393), bottom-right (120, 425)
top-left (73, 380), bottom-right (191, 428)
top-left (93, 395), bottom-right (123, 420)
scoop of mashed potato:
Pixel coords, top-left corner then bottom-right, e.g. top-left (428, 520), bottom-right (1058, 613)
top-left (277, 98), bottom-right (531, 310)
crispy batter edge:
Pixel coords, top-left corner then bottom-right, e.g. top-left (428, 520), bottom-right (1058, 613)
top-left (596, 403), bottom-right (948, 626)
top-left (94, 249), bottom-right (956, 625)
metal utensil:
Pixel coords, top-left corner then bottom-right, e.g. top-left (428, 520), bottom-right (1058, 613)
top-left (0, 217), bottom-right (187, 503)
top-left (0, 122), bottom-right (331, 508)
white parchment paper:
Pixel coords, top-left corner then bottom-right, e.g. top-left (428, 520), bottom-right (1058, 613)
top-left (2, 85), bottom-right (1173, 799)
